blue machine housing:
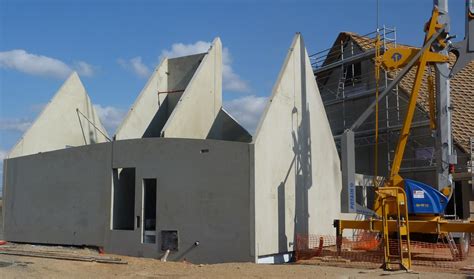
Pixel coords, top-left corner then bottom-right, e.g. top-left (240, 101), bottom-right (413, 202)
top-left (404, 179), bottom-right (449, 215)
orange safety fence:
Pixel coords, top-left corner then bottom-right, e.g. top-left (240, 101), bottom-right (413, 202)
top-left (295, 232), bottom-right (474, 272)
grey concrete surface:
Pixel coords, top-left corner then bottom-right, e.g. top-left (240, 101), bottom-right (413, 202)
top-left (115, 53), bottom-right (207, 140)
top-left (8, 72), bottom-right (109, 159)
top-left (161, 38), bottom-right (222, 139)
top-left (114, 59), bottom-right (170, 140)
top-left (106, 138), bottom-right (252, 263)
top-left (2, 34), bottom-right (344, 264)
top-left (207, 108), bottom-right (252, 142)
top-left (252, 34), bottom-right (342, 257)
top-left (0, 199), bottom-right (3, 240)
top-left (4, 138), bottom-right (253, 263)
top-left (4, 143), bottom-right (112, 246)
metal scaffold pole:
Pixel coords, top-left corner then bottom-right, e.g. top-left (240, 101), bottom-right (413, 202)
top-left (434, 0), bottom-right (455, 190)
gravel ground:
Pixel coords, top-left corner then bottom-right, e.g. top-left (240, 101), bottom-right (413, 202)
top-left (0, 243), bottom-right (471, 279)
top-left (0, 202), bottom-right (472, 278)
top-left (0, 253), bottom-right (471, 279)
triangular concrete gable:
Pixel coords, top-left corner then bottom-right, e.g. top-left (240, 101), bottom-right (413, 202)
top-left (114, 58), bottom-right (169, 140)
top-left (114, 51), bottom-right (213, 140)
top-left (207, 108), bottom-right (252, 142)
top-left (160, 38), bottom-right (222, 139)
top-left (252, 34), bottom-right (342, 257)
top-left (8, 72), bottom-right (109, 158)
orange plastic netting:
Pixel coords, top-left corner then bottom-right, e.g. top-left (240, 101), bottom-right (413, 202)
top-left (295, 233), bottom-right (474, 272)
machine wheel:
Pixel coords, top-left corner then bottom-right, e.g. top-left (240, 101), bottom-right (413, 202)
top-left (459, 233), bottom-right (471, 259)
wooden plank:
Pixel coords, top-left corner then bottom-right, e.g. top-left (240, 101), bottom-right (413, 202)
top-left (0, 249), bottom-right (127, 264)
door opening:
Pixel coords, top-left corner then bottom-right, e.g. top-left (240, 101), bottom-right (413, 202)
top-left (143, 178), bottom-right (157, 243)
top-left (112, 168), bottom-right (136, 230)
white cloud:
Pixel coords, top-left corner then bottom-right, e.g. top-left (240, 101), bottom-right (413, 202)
top-left (224, 95), bottom-right (267, 133)
top-left (74, 61), bottom-right (95, 77)
top-left (0, 118), bottom-right (32, 133)
top-left (117, 57), bottom-right (150, 78)
top-left (222, 48), bottom-right (251, 93)
top-left (160, 41), bottom-right (211, 59)
top-left (0, 49), bottom-right (71, 78)
top-left (0, 49), bottom-right (95, 78)
top-left (160, 41), bottom-right (251, 93)
top-left (93, 104), bottom-right (127, 135)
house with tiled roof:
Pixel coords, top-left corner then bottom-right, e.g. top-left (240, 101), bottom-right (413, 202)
top-left (314, 30), bottom-right (473, 215)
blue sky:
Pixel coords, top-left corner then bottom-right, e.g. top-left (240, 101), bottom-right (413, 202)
top-left (0, 0), bottom-right (467, 193)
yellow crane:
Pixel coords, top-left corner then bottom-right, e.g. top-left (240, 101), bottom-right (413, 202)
top-left (334, 6), bottom-right (474, 271)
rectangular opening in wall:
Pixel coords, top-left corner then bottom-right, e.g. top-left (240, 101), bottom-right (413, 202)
top-left (143, 178), bottom-right (157, 244)
top-left (161, 230), bottom-right (179, 251)
top-left (112, 168), bottom-right (136, 230)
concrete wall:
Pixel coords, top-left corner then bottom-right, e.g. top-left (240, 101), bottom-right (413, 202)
top-left (105, 138), bottom-right (252, 263)
top-left (161, 38), bottom-right (222, 139)
top-left (252, 34), bottom-right (342, 257)
top-left (3, 138), bottom-right (253, 263)
top-left (114, 59), bottom-right (169, 140)
top-left (3, 143), bottom-right (112, 245)
top-left (115, 41), bottom-right (221, 141)
top-left (8, 72), bottom-right (109, 158)
top-left (207, 108), bottom-right (252, 142)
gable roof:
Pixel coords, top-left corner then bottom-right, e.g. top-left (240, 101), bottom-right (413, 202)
top-left (338, 31), bottom-right (474, 153)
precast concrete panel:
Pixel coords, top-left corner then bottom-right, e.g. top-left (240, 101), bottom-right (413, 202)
top-left (8, 72), bottom-right (109, 158)
top-left (167, 53), bottom-right (207, 111)
top-left (253, 34), bottom-right (342, 257)
top-left (161, 38), bottom-right (222, 139)
top-left (4, 138), bottom-right (252, 263)
top-left (105, 138), bottom-right (252, 263)
top-left (207, 108), bottom-right (252, 142)
top-left (115, 53), bottom-right (207, 140)
top-left (3, 143), bottom-right (112, 246)
top-left (114, 59), bottom-right (169, 140)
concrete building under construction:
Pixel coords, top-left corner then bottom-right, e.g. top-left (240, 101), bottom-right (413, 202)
top-left (2, 34), bottom-right (344, 263)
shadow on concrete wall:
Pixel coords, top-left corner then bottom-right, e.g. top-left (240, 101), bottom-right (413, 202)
top-left (112, 168), bottom-right (136, 230)
top-left (142, 97), bottom-right (170, 138)
top-left (277, 41), bottom-right (313, 253)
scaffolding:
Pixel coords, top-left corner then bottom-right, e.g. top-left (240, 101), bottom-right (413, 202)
top-left (311, 27), bottom-right (437, 177)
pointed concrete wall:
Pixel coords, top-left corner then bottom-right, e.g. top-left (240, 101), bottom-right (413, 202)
top-left (160, 38), bottom-right (222, 139)
top-left (8, 72), bottom-right (109, 158)
top-left (114, 52), bottom-right (207, 140)
top-left (252, 34), bottom-right (342, 257)
top-left (114, 58), bottom-right (169, 140)
top-left (206, 108), bottom-right (252, 142)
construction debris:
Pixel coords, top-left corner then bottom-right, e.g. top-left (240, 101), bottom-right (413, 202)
top-left (0, 249), bottom-right (126, 264)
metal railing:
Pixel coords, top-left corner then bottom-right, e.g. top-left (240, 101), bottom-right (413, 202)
top-left (310, 27), bottom-right (396, 70)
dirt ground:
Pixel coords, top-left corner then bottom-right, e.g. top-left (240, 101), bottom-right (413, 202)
top-left (0, 252), bottom-right (472, 279)
top-left (0, 242), bottom-right (472, 279)
top-left (0, 201), bottom-right (472, 278)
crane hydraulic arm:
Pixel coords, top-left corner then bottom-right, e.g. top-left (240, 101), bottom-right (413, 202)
top-left (378, 8), bottom-right (448, 190)
top-left (334, 5), bottom-right (474, 271)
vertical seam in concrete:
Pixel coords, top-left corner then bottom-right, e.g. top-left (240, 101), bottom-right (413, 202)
top-left (249, 143), bottom-right (257, 262)
top-left (2, 158), bottom-right (7, 235)
top-left (106, 141), bottom-right (115, 246)
top-left (214, 44), bottom-right (217, 117)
